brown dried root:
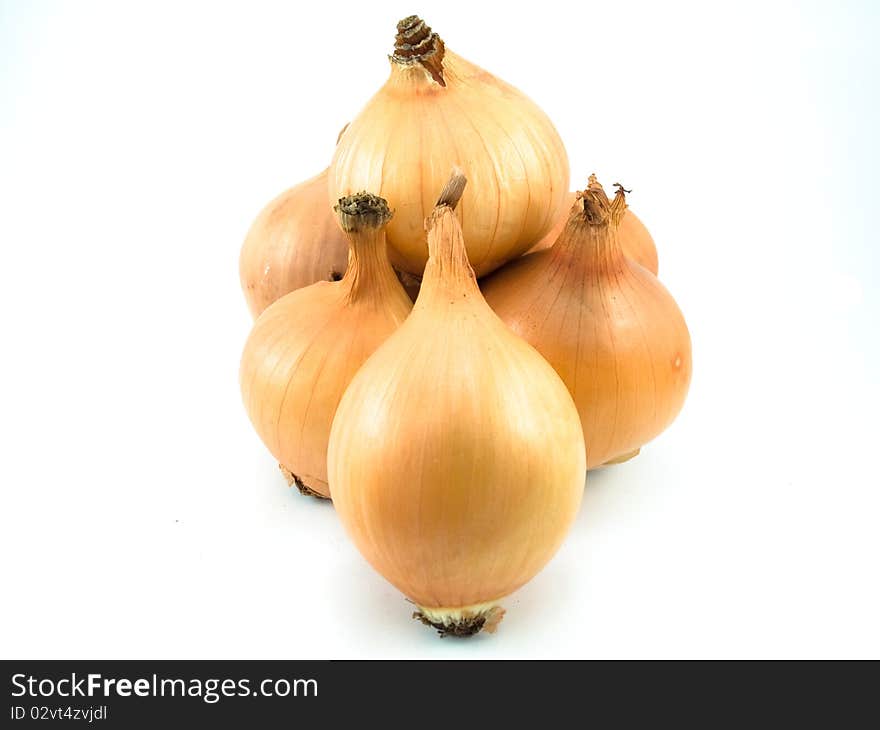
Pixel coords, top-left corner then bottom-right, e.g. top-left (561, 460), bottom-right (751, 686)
top-left (278, 464), bottom-right (331, 500)
top-left (412, 605), bottom-right (505, 638)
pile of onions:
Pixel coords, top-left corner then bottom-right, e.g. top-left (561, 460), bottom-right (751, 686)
top-left (482, 178), bottom-right (692, 468)
top-left (328, 172), bottom-right (585, 636)
top-left (240, 193), bottom-right (412, 498)
top-left (238, 15), bottom-right (693, 637)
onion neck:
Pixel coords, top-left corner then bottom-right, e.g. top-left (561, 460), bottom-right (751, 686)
top-left (418, 170), bottom-right (482, 306)
top-left (389, 15), bottom-right (446, 87)
top-left (551, 179), bottom-right (630, 271)
top-left (340, 228), bottom-right (402, 305)
top-left (334, 193), bottom-right (401, 305)
top-left (419, 206), bottom-right (482, 304)
top-left (552, 213), bottom-right (628, 272)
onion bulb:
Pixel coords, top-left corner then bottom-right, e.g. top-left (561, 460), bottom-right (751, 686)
top-left (239, 168), bottom-right (349, 319)
top-left (482, 177), bottom-right (692, 468)
top-left (528, 190), bottom-right (659, 275)
top-left (328, 171), bottom-right (585, 636)
top-left (329, 15), bottom-right (570, 278)
top-left (240, 192), bottom-right (412, 498)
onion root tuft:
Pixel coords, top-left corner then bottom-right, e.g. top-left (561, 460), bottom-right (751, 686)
top-left (412, 605), bottom-right (506, 638)
top-left (279, 464), bottom-right (331, 501)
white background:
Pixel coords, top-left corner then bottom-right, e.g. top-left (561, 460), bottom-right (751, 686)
top-left (1, 0), bottom-right (878, 659)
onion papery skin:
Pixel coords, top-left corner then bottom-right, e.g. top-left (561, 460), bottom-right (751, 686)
top-left (528, 192), bottom-right (659, 275)
top-left (482, 182), bottom-right (691, 469)
top-left (329, 17), bottom-right (570, 279)
top-left (240, 169), bottom-right (349, 319)
top-left (327, 174), bottom-right (585, 632)
top-left (240, 195), bottom-right (412, 498)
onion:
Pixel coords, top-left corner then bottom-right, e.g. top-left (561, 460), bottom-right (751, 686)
top-left (482, 177), bottom-right (691, 468)
top-left (328, 171), bottom-right (585, 635)
top-left (240, 193), bottom-right (412, 497)
top-left (329, 16), bottom-right (570, 278)
top-left (239, 168), bottom-right (349, 319)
